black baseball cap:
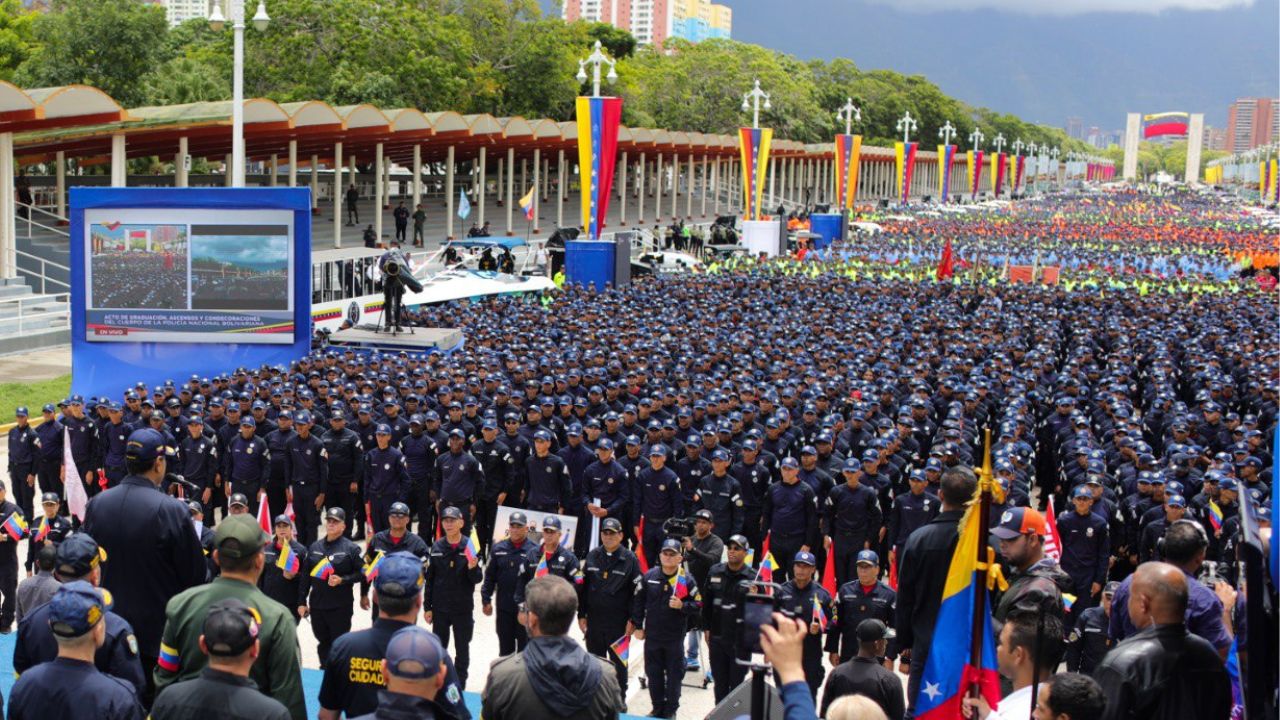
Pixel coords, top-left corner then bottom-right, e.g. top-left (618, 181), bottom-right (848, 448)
top-left (203, 598), bottom-right (260, 657)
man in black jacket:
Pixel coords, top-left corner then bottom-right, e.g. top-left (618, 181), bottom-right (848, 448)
top-left (1093, 562), bottom-right (1231, 720)
top-left (820, 619), bottom-right (903, 720)
top-left (895, 465), bottom-right (973, 718)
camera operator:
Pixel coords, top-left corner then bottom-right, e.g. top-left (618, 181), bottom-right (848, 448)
top-left (681, 510), bottom-right (723, 673)
top-left (378, 242), bottom-right (409, 331)
top-left (702, 534), bottom-right (754, 703)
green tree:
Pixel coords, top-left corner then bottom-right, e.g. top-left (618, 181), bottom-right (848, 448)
top-left (0, 0), bottom-right (35, 82)
top-left (584, 21), bottom-right (636, 60)
top-left (16, 0), bottom-right (168, 107)
top-left (140, 56), bottom-right (229, 106)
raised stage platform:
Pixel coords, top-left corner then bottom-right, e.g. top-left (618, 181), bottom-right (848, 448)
top-left (326, 325), bottom-right (464, 354)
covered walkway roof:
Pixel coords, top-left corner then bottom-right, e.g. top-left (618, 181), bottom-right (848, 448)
top-left (10, 95), bottom-right (824, 168)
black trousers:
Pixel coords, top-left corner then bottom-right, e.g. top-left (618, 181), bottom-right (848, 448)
top-left (434, 611), bottom-right (474, 689)
top-left (413, 223), bottom-right (425, 245)
top-left (709, 638), bottom-right (747, 704)
top-left (37, 458), bottom-right (62, 503)
top-left (346, 203), bottom-right (359, 224)
top-left (369, 495), bottom-right (396, 535)
top-left (476, 497), bottom-right (499, 559)
top-left (831, 533), bottom-right (868, 589)
top-left (642, 519), bottom-right (667, 568)
top-left (8, 464), bottom-right (34, 521)
top-left (267, 476), bottom-right (289, 521)
top-left (644, 639), bottom-right (685, 718)
top-left (395, 222), bottom-right (407, 243)
top-left (0, 561), bottom-right (16, 628)
top-left (586, 617), bottom-right (629, 692)
top-left (409, 478), bottom-right (434, 539)
top-left (326, 481), bottom-right (357, 538)
top-left (292, 485), bottom-right (320, 546)
top-left (741, 507), bottom-right (763, 552)
top-left (770, 535), bottom-right (805, 583)
top-left (495, 609), bottom-right (527, 656)
top-left (311, 605), bottom-right (352, 669)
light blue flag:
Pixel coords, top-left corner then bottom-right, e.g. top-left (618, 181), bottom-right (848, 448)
top-left (458, 189), bottom-right (471, 220)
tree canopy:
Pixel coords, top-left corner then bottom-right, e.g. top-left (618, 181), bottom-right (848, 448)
top-left (0, 0), bottom-right (1090, 153)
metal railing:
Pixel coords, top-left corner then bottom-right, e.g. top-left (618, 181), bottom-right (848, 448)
top-left (14, 249), bottom-right (70, 293)
top-left (0, 292), bottom-right (69, 335)
top-left (15, 200), bottom-right (70, 240)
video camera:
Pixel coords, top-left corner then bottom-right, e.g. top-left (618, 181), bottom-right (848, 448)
top-left (379, 249), bottom-right (425, 294)
top-left (662, 516), bottom-right (696, 540)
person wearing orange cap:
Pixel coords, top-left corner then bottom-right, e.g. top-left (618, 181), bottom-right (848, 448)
top-left (990, 507), bottom-right (1072, 623)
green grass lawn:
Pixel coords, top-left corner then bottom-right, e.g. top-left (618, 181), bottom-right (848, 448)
top-left (0, 374), bottom-right (71, 418)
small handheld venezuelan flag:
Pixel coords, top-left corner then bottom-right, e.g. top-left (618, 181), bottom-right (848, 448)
top-left (811, 595), bottom-right (828, 632)
top-left (363, 551), bottom-right (385, 582)
top-left (610, 634), bottom-right (631, 663)
top-left (33, 516), bottom-right (49, 543)
top-left (670, 566), bottom-right (689, 599)
top-left (1208, 500), bottom-right (1224, 532)
top-left (276, 543), bottom-right (300, 574)
top-left (534, 552), bottom-right (550, 578)
top-left (464, 527), bottom-right (480, 564)
top-left (1062, 593), bottom-right (1077, 612)
top-left (2, 512), bottom-right (27, 541)
top-left (310, 557), bottom-right (335, 580)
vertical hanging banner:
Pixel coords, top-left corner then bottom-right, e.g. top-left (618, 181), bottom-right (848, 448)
top-left (1013, 155), bottom-right (1026, 193)
top-left (895, 142), bottom-right (918, 204)
top-left (576, 96), bottom-right (623, 240)
top-left (738, 127), bottom-right (773, 221)
top-left (968, 150), bottom-right (984, 200)
top-left (937, 145), bottom-right (955, 202)
top-left (834, 133), bottom-right (863, 211)
top-left (992, 153), bottom-right (1007, 196)
top-left (1271, 159), bottom-right (1279, 202)
top-left (1260, 161), bottom-right (1269, 199)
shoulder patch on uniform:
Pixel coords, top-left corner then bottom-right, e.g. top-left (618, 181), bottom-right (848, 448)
top-left (126, 634), bottom-right (138, 656)
top-left (446, 684), bottom-right (461, 704)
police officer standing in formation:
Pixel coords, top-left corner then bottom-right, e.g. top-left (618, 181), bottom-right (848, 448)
top-left (153, 514), bottom-right (305, 720)
top-left (319, 552), bottom-right (470, 720)
top-left (7, 581), bottom-right (144, 720)
top-left (682, 509), bottom-right (723, 672)
top-left (284, 411), bottom-right (328, 546)
top-left (27, 495), bottom-right (71, 571)
top-left (424, 506), bottom-right (482, 689)
top-left (82, 428), bottom-right (206, 705)
top-left (514, 516), bottom-right (579, 605)
top-left (261, 515), bottom-right (308, 622)
top-left (1057, 484), bottom-right (1111, 629)
top-left (34, 403), bottom-right (63, 502)
top-left (763, 457), bottom-right (819, 583)
top-left (7, 407), bottom-right (39, 521)
top-left (364, 424), bottom-right (411, 534)
top-left (633, 537), bottom-right (701, 720)
top-left (522, 429), bottom-right (571, 514)
top-left (1065, 580), bottom-right (1117, 674)
top-left (634, 445), bottom-right (683, 565)
top-left (302, 507), bottom-right (365, 668)
top-left (14, 532), bottom-right (146, 698)
top-left (177, 417), bottom-right (219, 524)
top-left (434, 430), bottom-right (484, 532)
top-left (362, 501), bottom-right (430, 619)
top-left (224, 417), bottom-right (269, 507)
top-left (885, 468), bottom-right (939, 577)
top-left (775, 550), bottom-right (834, 699)
top-left (482, 511), bottom-right (533, 655)
top-left (827, 550), bottom-right (896, 666)
top-left (694, 448), bottom-right (743, 538)
top-left (149, 599), bottom-right (291, 720)
top-left (322, 412), bottom-right (364, 538)
top-left (824, 457), bottom-right (883, 589)
top-left (263, 411), bottom-right (295, 520)
top-left (0, 480), bottom-right (27, 631)
top-left (578, 517), bottom-right (641, 695)
top-left (471, 419), bottom-right (515, 560)
top-left (702, 533), bottom-right (755, 703)
top-left (583, 438), bottom-right (630, 537)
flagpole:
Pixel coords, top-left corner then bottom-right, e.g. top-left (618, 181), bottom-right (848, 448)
top-left (968, 428), bottom-right (994, 701)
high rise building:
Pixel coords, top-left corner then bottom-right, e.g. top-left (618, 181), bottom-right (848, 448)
top-left (563, 0), bottom-right (730, 46)
top-left (1203, 126), bottom-right (1227, 152)
top-left (1065, 117), bottom-right (1084, 140)
top-left (161, 0), bottom-right (209, 27)
top-left (1225, 97), bottom-right (1279, 152)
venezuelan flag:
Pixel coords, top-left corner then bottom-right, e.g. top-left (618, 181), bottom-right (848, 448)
top-left (610, 633), bottom-right (631, 663)
top-left (670, 567), bottom-right (690, 599)
top-left (756, 552), bottom-right (778, 586)
top-left (1063, 593), bottom-right (1077, 612)
top-left (310, 557), bottom-right (334, 580)
top-left (811, 595), bottom-right (828, 631)
top-left (895, 142), bottom-right (918, 203)
top-left (744, 545), bottom-right (755, 568)
top-left (635, 518), bottom-right (649, 573)
top-left (914, 489), bottom-right (1001, 719)
top-left (464, 527), bottom-right (480, 564)
top-left (363, 551), bottom-right (385, 582)
top-left (534, 552), bottom-right (550, 578)
top-left (1208, 500), bottom-right (1224, 532)
top-left (937, 144), bottom-right (956, 202)
top-left (576, 96), bottom-right (623, 240)
top-left (33, 516), bottom-right (49, 543)
top-left (518, 186), bottom-right (536, 221)
top-left (835, 133), bottom-right (863, 210)
top-left (276, 542), bottom-right (300, 574)
top-left (157, 642), bottom-right (180, 673)
top-left (738, 126), bottom-right (773, 221)
top-left (2, 512), bottom-right (27, 541)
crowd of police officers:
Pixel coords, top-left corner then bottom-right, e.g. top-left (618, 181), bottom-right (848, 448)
top-left (2, 276), bottom-right (1275, 718)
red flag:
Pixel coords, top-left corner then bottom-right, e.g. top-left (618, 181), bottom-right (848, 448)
top-left (822, 538), bottom-right (838, 596)
top-left (888, 548), bottom-right (899, 591)
top-left (365, 501), bottom-right (373, 537)
top-left (635, 517), bottom-right (649, 573)
top-left (256, 495), bottom-right (271, 534)
top-left (1043, 496), bottom-right (1063, 562)
top-left (936, 237), bottom-right (954, 281)
top-left (761, 531), bottom-right (771, 563)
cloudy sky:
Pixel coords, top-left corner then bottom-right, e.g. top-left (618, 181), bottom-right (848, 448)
top-left (556, 0), bottom-right (1278, 132)
top-left (192, 234), bottom-right (288, 271)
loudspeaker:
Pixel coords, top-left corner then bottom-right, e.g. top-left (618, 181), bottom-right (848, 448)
top-left (705, 677), bottom-right (786, 720)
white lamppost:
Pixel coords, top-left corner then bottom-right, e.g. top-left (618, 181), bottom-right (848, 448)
top-left (968, 127), bottom-right (984, 150)
top-left (576, 40), bottom-right (617, 98)
top-left (836, 98), bottom-right (860, 135)
top-left (938, 120), bottom-right (956, 146)
top-left (992, 133), bottom-right (1006, 155)
top-left (741, 80), bottom-right (771, 129)
top-left (209, 0), bottom-right (270, 188)
top-left (896, 111), bottom-right (918, 144)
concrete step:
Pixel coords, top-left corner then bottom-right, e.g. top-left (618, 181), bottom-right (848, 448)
top-left (0, 284), bottom-right (31, 299)
top-left (0, 327), bottom-right (68, 355)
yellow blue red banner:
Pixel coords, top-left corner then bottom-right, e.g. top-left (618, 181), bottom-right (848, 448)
top-left (835, 134), bottom-right (863, 211)
top-left (968, 150), bottom-right (984, 200)
top-left (895, 142), bottom-right (918, 204)
top-left (937, 144), bottom-right (955, 202)
top-left (738, 127), bottom-right (773, 221)
top-left (575, 96), bottom-right (623, 240)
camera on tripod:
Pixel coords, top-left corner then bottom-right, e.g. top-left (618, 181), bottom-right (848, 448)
top-left (662, 516), bottom-right (696, 540)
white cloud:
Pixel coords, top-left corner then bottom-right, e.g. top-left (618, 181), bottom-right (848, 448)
top-left (866, 0), bottom-right (1253, 15)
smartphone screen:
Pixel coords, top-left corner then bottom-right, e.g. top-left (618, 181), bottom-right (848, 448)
top-left (741, 595), bottom-right (774, 655)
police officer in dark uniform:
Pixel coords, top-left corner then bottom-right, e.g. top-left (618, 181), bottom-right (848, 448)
top-left (365, 424), bottom-right (411, 535)
top-left (694, 448), bottom-right (743, 538)
top-left (702, 533), bottom-right (754, 703)
top-left (514, 515), bottom-right (580, 606)
top-left (61, 396), bottom-right (99, 497)
top-left (579, 517), bottom-right (641, 693)
top-left (317, 552), bottom-right (471, 720)
top-left (25, 492), bottom-right (72, 575)
top-left (284, 411), bottom-right (328, 546)
top-left (522, 429), bottom-right (572, 513)
top-left (634, 445), bottom-right (683, 564)
top-left (322, 412), bottom-right (364, 539)
top-left (8, 407), bottom-right (39, 520)
top-left (885, 469), bottom-right (938, 576)
top-left (361, 501), bottom-right (429, 621)
top-left (633, 537), bottom-right (701, 719)
top-left (34, 403), bottom-right (64, 502)
top-left (94, 403), bottom-right (130, 490)
top-left (14, 532), bottom-right (146, 698)
top-left (731, 439), bottom-right (772, 550)
top-left (424, 506), bottom-right (483, 688)
top-left (260, 515), bottom-right (308, 623)
top-left (762, 457), bottom-right (818, 583)
top-left (434, 429), bottom-right (484, 532)
top-left (302, 507), bottom-right (364, 668)
top-left (827, 550), bottom-right (896, 666)
top-left (482, 511), bottom-right (534, 655)
top-left (583, 438), bottom-right (630, 531)
top-left (224, 417), bottom-right (269, 509)
top-left (1065, 580), bottom-right (1116, 674)
top-left (177, 417), bottom-right (219, 525)
top-left (776, 551), bottom-right (834, 699)
top-left (187, 501), bottom-right (217, 581)
top-left (263, 411), bottom-right (295, 520)
top-left (8, 581), bottom-right (143, 720)
top-left (824, 458), bottom-right (883, 589)
top-left (471, 419), bottom-right (515, 560)
top-left (399, 414), bottom-right (441, 541)
top-left (1057, 484), bottom-right (1111, 629)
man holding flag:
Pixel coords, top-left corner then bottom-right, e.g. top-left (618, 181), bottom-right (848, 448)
top-left (632, 537), bottom-right (701, 719)
top-left (775, 550), bottom-right (835, 699)
top-left (424, 506), bottom-right (483, 689)
top-left (0, 479), bottom-right (27, 632)
top-left (578, 517), bottom-right (641, 696)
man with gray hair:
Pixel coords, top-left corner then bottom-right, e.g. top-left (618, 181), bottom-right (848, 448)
top-left (1093, 561), bottom-right (1230, 720)
top-left (481, 575), bottom-right (623, 720)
